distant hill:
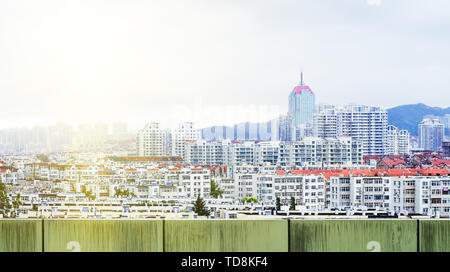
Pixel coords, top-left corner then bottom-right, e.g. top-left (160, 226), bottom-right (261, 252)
top-left (388, 103), bottom-right (450, 135)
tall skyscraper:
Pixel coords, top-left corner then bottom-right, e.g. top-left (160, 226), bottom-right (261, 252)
top-left (443, 141), bottom-right (450, 157)
top-left (275, 115), bottom-right (293, 141)
top-left (386, 125), bottom-right (410, 155)
top-left (338, 105), bottom-right (388, 156)
top-left (313, 104), bottom-right (338, 138)
top-left (418, 118), bottom-right (444, 152)
top-left (171, 122), bottom-right (200, 157)
top-left (288, 73), bottom-right (316, 140)
top-left (136, 122), bottom-right (166, 156)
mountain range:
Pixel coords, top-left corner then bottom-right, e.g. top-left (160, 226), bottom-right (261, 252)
top-left (387, 103), bottom-right (450, 136)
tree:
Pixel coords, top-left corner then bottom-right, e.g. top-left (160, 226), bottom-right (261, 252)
top-left (290, 197), bottom-right (296, 211)
top-left (11, 193), bottom-right (22, 218)
top-left (36, 154), bottom-right (49, 162)
top-left (81, 185), bottom-right (96, 200)
top-left (114, 188), bottom-right (135, 198)
top-left (276, 197), bottom-right (281, 211)
top-left (12, 193), bottom-right (22, 209)
top-left (210, 179), bottom-right (224, 199)
top-left (192, 195), bottom-right (210, 216)
top-left (242, 196), bottom-right (259, 204)
top-left (0, 182), bottom-right (11, 217)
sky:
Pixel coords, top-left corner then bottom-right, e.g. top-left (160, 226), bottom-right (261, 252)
top-left (1, 0), bottom-right (450, 130)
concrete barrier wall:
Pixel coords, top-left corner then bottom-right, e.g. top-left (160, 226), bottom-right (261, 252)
top-left (0, 219), bottom-right (448, 252)
top-left (290, 220), bottom-right (417, 252)
top-left (419, 220), bottom-right (450, 252)
top-left (0, 220), bottom-right (42, 252)
top-left (43, 220), bottom-right (163, 252)
top-left (164, 220), bottom-right (288, 252)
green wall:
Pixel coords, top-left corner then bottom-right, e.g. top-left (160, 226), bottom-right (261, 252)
top-left (0, 220), bottom-right (42, 252)
top-left (420, 220), bottom-right (450, 252)
top-left (1, 219), bottom-right (449, 252)
top-left (290, 220), bottom-right (417, 252)
top-left (164, 220), bottom-right (288, 252)
top-left (43, 220), bottom-right (163, 252)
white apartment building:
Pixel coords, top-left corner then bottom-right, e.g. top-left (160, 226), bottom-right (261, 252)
top-left (313, 104), bottom-right (338, 138)
top-left (254, 141), bottom-right (280, 165)
top-left (171, 122), bottom-right (200, 158)
top-left (338, 105), bottom-right (388, 156)
top-left (215, 177), bottom-right (236, 200)
top-left (178, 168), bottom-right (211, 199)
top-left (233, 172), bottom-right (326, 210)
top-left (273, 174), bottom-right (326, 211)
top-left (228, 142), bottom-right (256, 165)
top-left (231, 169), bottom-right (450, 217)
top-left (136, 122), bottom-right (166, 156)
top-left (386, 125), bottom-right (410, 155)
top-left (233, 173), bottom-right (275, 205)
top-left (278, 137), bottom-right (363, 167)
top-left (325, 170), bottom-right (450, 217)
top-left (187, 138), bottom-right (362, 168)
top-left (184, 140), bottom-right (230, 166)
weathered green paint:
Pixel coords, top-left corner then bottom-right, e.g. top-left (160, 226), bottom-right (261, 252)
top-left (44, 220), bottom-right (163, 252)
top-left (0, 220), bottom-right (42, 252)
top-left (164, 220), bottom-right (288, 252)
top-left (290, 220), bottom-right (417, 252)
top-left (420, 220), bottom-right (450, 252)
top-left (3, 219), bottom-right (450, 252)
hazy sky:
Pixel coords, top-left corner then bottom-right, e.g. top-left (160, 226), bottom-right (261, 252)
top-left (1, 0), bottom-right (450, 130)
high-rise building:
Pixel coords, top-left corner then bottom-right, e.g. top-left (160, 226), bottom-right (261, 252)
top-left (313, 104), bottom-right (338, 138)
top-left (288, 73), bottom-right (316, 140)
top-left (442, 114), bottom-right (450, 129)
top-left (201, 125), bottom-right (233, 141)
top-left (171, 122), bottom-right (200, 157)
top-left (136, 122), bottom-right (166, 156)
top-left (276, 115), bottom-right (294, 141)
top-left (386, 125), bottom-right (410, 155)
top-left (201, 121), bottom-right (277, 142)
top-left (337, 105), bottom-right (388, 156)
top-left (443, 142), bottom-right (450, 157)
top-left (418, 118), bottom-right (444, 152)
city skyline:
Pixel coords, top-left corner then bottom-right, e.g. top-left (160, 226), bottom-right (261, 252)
top-left (1, 0), bottom-right (450, 129)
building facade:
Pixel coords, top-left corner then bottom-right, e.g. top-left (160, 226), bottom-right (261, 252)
top-left (288, 73), bottom-right (316, 140)
top-left (386, 125), bottom-right (410, 155)
top-left (136, 122), bottom-right (166, 156)
top-left (338, 105), bottom-right (388, 156)
top-left (419, 118), bottom-right (444, 152)
top-left (171, 122), bottom-right (200, 158)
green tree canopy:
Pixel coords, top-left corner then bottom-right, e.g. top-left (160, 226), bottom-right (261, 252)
top-left (242, 196), bottom-right (259, 204)
top-left (0, 182), bottom-right (11, 217)
top-left (276, 197), bottom-right (281, 211)
top-left (210, 179), bottom-right (224, 199)
top-left (114, 188), bottom-right (136, 198)
top-left (12, 193), bottom-right (22, 209)
top-left (290, 196), bottom-right (296, 211)
top-left (193, 195), bottom-right (210, 216)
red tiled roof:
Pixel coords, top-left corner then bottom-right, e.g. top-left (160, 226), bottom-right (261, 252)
top-left (277, 169), bottom-right (449, 179)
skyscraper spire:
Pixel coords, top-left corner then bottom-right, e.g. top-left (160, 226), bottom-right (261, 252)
top-left (300, 71), bottom-right (304, 86)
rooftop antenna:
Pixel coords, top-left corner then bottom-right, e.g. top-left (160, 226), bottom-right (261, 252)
top-left (300, 70), bottom-right (304, 86)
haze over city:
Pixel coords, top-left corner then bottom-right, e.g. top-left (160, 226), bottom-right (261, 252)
top-left (1, 0), bottom-right (450, 130)
top-left (1, 1), bottom-right (450, 257)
